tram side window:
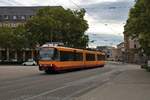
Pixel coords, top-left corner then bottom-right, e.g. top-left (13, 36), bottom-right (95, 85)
top-left (75, 53), bottom-right (83, 61)
top-left (97, 54), bottom-right (105, 60)
top-left (53, 49), bottom-right (59, 60)
top-left (102, 55), bottom-right (106, 60)
top-left (86, 54), bottom-right (95, 61)
top-left (60, 51), bottom-right (74, 61)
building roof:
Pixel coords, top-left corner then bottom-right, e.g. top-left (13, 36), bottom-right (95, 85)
top-left (0, 6), bottom-right (61, 15)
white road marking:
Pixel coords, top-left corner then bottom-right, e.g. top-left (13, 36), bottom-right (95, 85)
top-left (24, 70), bottom-right (119, 100)
top-left (23, 85), bottom-right (69, 100)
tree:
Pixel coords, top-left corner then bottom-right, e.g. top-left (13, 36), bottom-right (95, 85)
top-left (26, 7), bottom-right (89, 48)
top-left (0, 25), bottom-right (34, 50)
top-left (0, 27), bottom-right (14, 49)
top-left (12, 25), bottom-right (29, 49)
top-left (124, 0), bottom-right (150, 57)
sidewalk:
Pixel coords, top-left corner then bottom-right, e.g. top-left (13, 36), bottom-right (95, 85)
top-left (77, 66), bottom-right (150, 100)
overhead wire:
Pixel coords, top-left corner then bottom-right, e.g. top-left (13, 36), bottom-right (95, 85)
top-left (69, 0), bottom-right (81, 9)
top-left (68, 0), bottom-right (126, 46)
top-left (7, 0), bottom-right (23, 5)
top-left (68, 0), bottom-right (121, 34)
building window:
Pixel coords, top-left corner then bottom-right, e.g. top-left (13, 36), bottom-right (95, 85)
top-left (13, 16), bottom-right (17, 20)
top-left (134, 44), bottom-right (137, 49)
top-left (21, 16), bottom-right (25, 20)
top-left (4, 15), bottom-right (9, 20)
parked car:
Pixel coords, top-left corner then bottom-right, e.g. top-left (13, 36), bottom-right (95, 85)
top-left (10, 59), bottom-right (17, 62)
top-left (22, 59), bottom-right (37, 66)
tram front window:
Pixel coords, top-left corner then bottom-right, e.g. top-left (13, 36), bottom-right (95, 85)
top-left (39, 48), bottom-right (55, 60)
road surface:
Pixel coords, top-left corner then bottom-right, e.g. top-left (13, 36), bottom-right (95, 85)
top-left (0, 62), bottom-right (138, 100)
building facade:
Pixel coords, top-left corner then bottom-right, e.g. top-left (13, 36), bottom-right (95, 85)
top-left (0, 6), bottom-right (44, 27)
top-left (124, 33), bottom-right (146, 64)
top-left (116, 42), bottom-right (125, 61)
top-left (96, 46), bottom-right (118, 61)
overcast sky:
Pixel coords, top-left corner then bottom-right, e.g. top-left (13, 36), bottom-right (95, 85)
top-left (0, 0), bottom-right (135, 47)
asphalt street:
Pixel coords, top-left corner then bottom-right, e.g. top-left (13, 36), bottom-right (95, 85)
top-left (0, 62), bottom-right (137, 100)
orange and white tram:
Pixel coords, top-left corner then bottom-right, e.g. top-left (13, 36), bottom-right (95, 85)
top-left (38, 45), bottom-right (105, 73)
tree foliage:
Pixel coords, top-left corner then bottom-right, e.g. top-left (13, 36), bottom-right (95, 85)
top-left (0, 27), bottom-right (14, 49)
top-left (0, 7), bottom-right (89, 50)
top-left (124, 0), bottom-right (150, 56)
top-left (0, 25), bottom-right (32, 50)
top-left (26, 7), bottom-right (89, 48)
